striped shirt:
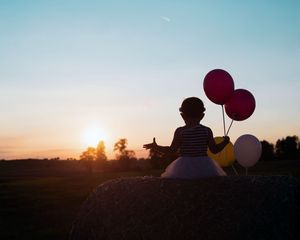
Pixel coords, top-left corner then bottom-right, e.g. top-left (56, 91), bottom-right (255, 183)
top-left (176, 124), bottom-right (208, 157)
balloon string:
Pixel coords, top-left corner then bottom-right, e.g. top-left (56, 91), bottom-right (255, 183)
top-left (226, 119), bottom-right (234, 136)
top-left (231, 164), bottom-right (238, 176)
top-left (221, 105), bottom-right (226, 136)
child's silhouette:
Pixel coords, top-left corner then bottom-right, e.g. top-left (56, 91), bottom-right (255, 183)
top-left (143, 97), bottom-right (229, 179)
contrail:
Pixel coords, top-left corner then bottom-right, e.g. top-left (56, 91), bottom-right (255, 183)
top-left (161, 16), bottom-right (171, 22)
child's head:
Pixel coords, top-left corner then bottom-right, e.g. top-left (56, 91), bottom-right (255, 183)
top-left (179, 97), bottom-right (206, 121)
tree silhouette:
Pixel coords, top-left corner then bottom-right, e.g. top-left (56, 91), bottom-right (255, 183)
top-left (80, 147), bottom-right (97, 173)
top-left (275, 135), bottom-right (299, 160)
top-left (260, 140), bottom-right (275, 161)
top-left (80, 147), bottom-right (97, 161)
top-left (96, 141), bottom-right (107, 160)
top-left (113, 138), bottom-right (136, 170)
top-left (148, 148), bottom-right (165, 169)
top-left (114, 138), bottom-right (127, 155)
top-left (96, 141), bottom-right (107, 171)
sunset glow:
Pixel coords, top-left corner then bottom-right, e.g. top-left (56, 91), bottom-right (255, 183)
top-left (82, 127), bottom-right (108, 148)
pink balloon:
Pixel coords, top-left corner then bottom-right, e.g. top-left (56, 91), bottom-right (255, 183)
top-left (225, 89), bottom-right (256, 121)
top-left (203, 69), bottom-right (235, 105)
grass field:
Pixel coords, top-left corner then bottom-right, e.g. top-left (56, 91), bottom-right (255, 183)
top-left (0, 159), bottom-right (299, 240)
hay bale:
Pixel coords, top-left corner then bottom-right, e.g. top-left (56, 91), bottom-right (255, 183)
top-left (70, 176), bottom-right (299, 240)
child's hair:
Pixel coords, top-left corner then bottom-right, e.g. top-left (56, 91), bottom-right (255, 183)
top-left (179, 97), bottom-right (206, 118)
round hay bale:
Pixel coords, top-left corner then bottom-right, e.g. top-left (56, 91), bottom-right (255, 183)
top-left (70, 176), bottom-right (299, 240)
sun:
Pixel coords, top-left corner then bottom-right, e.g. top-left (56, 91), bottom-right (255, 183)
top-left (82, 126), bottom-right (107, 147)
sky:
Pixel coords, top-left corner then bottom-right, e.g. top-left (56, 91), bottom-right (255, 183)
top-left (0, 0), bottom-right (299, 160)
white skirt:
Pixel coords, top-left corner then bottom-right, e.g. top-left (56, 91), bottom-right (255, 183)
top-left (161, 156), bottom-right (226, 179)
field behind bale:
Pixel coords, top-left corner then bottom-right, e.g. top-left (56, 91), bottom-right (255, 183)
top-left (0, 159), bottom-right (300, 240)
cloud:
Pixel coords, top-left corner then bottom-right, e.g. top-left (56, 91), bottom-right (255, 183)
top-left (161, 16), bottom-right (171, 22)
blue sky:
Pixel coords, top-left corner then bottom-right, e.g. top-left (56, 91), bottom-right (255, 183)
top-left (0, 0), bottom-right (299, 159)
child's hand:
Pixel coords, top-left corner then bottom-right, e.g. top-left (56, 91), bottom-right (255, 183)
top-left (223, 136), bottom-right (230, 144)
top-left (143, 137), bottom-right (157, 150)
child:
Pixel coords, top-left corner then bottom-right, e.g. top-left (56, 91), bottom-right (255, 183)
top-left (143, 97), bottom-right (229, 179)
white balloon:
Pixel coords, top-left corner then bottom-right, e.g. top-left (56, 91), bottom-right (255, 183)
top-left (234, 134), bottom-right (262, 168)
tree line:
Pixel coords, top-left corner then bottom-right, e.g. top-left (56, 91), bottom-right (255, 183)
top-left (79, 135), bottom-right (300, 172)
top-left (260, 135), bottom-right (300, 161)
top-left (79, 138), bottom-right (145, 173)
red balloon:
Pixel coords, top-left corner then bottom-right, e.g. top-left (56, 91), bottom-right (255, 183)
top-left (203, 69), bottom-right (234, 105)
top-left (225, 89), bottom-right (256, 121)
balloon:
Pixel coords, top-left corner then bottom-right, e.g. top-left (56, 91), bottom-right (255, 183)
top-left (207, 137), bottom-right (235, 167)
top-left (225, 89), bottom-right (256, 121)
top-left (234, 134), bottom-right (262, 168)
top-left (203, 69), bottom-right (235, 105)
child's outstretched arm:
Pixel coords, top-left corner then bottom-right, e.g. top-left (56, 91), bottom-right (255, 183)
top-left (207, 127), bottom-right (230, 154)
top-left (143, 138), bottom-right (169, 154)
top-left (143, 130), bottom-right (180, 155)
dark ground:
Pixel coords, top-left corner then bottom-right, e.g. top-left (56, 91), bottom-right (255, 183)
top-left (0, 159), bottom-right (300, 240)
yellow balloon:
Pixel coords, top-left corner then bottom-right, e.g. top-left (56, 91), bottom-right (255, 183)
top-left (207, 137), bottom-right (235, 167)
